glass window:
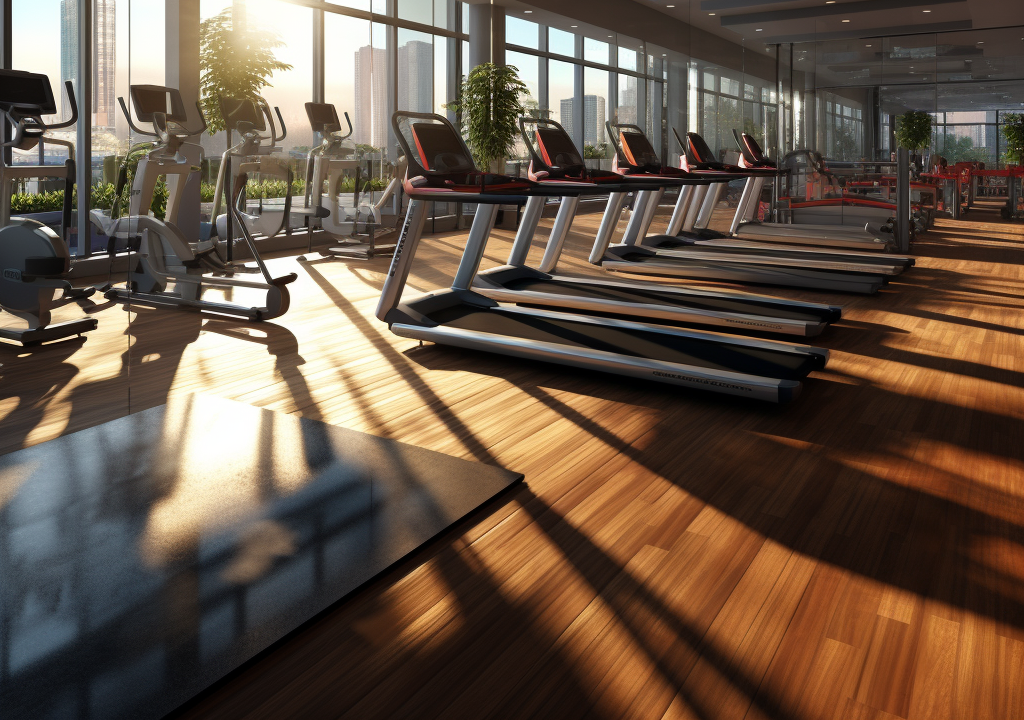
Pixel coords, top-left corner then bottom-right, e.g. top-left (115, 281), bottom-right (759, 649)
top-left (434, 35), bottom-right (452, 115)
top-left (507, 50), bottom-right (541, 117)
top-left (583, 67), bottom-right (609, 152)
top-left (325, 13), bottom-right (372, 140)
top-left (398, 28), bottom-right (434, 115)
top-left (549, 59), bottom-right (575, 137)
top-left (241, 0), bottom-right (314, 156)
top-left (434, 0), bottom-right (454, 29)
top-left (617, 74), bottom-right (640, 127)
top-left (548, 27), bottom-right (575, 58)
top-left (506, 16), bottom-right (539, 49)
top-left (326, 0), bottom-right (371, 11)
top-left (398, 0), bottom-right (433, 25)
top-left (584, 38), bottom-right (610, 65)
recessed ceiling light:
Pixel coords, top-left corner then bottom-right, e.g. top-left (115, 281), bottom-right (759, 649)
top-left (922, 8), bottom-right (931, 12)
top-left (570, 25), bottom-right (578, 28)
top-left (666, 4), bottom-right (675, 7)
top-left (842, 19), bottom-right (850, 22)
top-left (709, 12), bottom-right (715, 16)
top-left (756, 28), bottom-right (763, 32)
top-left (524, 9), bottom-right (532, 13)
top-left (825, 1), bottom-right (835, 4)
top-left (608, 35), bottom-right (613, 38)
top-left (978, 41), bottom-right (984, 44)
top-left (865, 44), bottom-right (872, 47)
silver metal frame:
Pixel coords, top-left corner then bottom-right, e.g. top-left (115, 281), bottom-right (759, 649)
top-left (375, 198), bottom-right (827, 403)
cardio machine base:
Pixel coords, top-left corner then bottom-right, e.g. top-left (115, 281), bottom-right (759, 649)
top-left (0, 317), bottom-right (98, 346)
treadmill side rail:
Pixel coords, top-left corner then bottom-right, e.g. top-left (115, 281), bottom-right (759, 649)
top-left (389, 322), bottom-right (802, 403)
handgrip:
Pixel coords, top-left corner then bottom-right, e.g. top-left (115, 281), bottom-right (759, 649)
top-left (119, 96), bottom-right (157, 137)
top-left (273, 106), bottom-right (287, 143)
top-left (49, 81), bottom-right (79, 129)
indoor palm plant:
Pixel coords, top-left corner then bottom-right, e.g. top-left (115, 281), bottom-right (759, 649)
top-left (446, 63), bottom-right (528, 173)
top-left (1002, 113), bottom-right (1024, 166)
top-left (895, 110), bottom-right (933, 173)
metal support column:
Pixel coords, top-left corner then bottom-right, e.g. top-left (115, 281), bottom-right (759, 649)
top-left (76, 0), bottom-right (93, 256)
top-left (896, 147), bottom-right (911, 253)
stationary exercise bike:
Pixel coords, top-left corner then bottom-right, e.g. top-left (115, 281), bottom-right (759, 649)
top-left (98, 85), bottom-right (296, 321)
top-left (0, 68), bottom-right (97, 346)
top-left (212, 95), bottom-right (292, 243)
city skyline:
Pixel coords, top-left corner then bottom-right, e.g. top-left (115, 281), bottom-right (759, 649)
top-left (354, 40), bottom-right (433, 150)
top-left (60, 0), bottom-right (117, 130)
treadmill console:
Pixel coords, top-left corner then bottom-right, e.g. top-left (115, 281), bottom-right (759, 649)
top-left (535, 127), bottom-right (585, 170)
top-left (619, 130), bottom-right (660, 169)
top-left (410, 122), bottom-right (475, 174)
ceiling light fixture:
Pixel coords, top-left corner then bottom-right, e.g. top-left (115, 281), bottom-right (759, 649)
top-left (842, 19), bottom-right (850, 23)
top-left (826, 1), bottom-right (835, 4)
top-left (865, 44), bottom-right (872, 47)
top-left (666, 4), bottom-right (675, 7)
top-left (756, 28), bottom-right (763, 31)
top-left (709, 12), bottom-right (716, 16)
top-left (922, 8), bottom-right (931, 12)
top-left (524, 9), bottom-right (532, 13)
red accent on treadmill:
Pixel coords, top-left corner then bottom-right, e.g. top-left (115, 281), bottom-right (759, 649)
top-left (620, 131), bottom-right (659, 167)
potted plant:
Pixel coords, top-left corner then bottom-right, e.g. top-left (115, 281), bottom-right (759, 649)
top-left (895, 110), bottom-right (933, 174)
top-left (446, 63), bottom-right (528, 173)
top-left (1002, 113), bottom-right (1024, 167)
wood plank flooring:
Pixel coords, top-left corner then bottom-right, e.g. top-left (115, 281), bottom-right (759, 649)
top-left (2, 201), bottom-right (1023, 719)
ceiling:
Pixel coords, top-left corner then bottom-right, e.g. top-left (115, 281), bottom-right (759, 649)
top-left (633, 0), bottom-right (1024, 45)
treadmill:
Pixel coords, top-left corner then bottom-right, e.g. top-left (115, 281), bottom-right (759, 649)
top-left (634, 130), bottom-right (914, 273)
top-left (724, 131), bottom-right (903, 249)
top-left (588, 124), bottom-right (891, 295)
top-left (376, 111), bottom-right (829, 403)
top-left (471, 118), bottom-right (842, 338)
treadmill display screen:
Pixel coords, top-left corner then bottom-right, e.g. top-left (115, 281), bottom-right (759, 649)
top-left (620, 131), bottom-right (659, 167)
top-left (536, 127), bottom-right (584, 169)
top-left (410, 122), bottom-right (475, 173)
top-left (306, 102), bottom-right (340, 133)
top-left (0, 70), bottom-right (55, 114)
top-left (131, 85), bottom-right (187, 122)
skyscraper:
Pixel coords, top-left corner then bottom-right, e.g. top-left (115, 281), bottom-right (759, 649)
top-left (354, 45), bottom-right (388, 148)
top-left (60, 0), bottom-right (116, 129)
top-left (559, 95), bottom-right (607, 145)
top-left (618, 77), bottom-right (638, 126)
top-left (397, 40), bottom-right (433, 114)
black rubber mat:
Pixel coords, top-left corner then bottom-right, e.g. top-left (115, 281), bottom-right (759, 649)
top-left (427, 304), bottom-right (822, 378)
top-left (0, 394), bottom-right (522, 720)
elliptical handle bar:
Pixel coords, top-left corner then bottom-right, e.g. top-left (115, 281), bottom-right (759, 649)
top-left (119, 96), bottom-right (157, 137)
top-left (272, 106), bottom-right (287, 144)
top-left (49, 81), bottom-right (78, 130)
top-left (334, 111), bottom-right (354, 141)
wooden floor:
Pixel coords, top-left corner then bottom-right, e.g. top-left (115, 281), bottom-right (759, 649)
top-left (3, 201), bottom-right (1024, 719)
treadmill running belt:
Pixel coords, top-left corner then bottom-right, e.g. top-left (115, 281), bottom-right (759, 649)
top-left (617, 252), bottom-right (887, 283)
top-left (502, 277), bottom-right (832, 322)
top-left (427, 305), bottom-right (821, 379)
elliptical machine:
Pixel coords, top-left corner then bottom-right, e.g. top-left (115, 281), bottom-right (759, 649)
top-left (98, 85), bottom-right (296, 321)
top-left (212, 96), bottom-right (292, 243)
top-left (0, 68), bottom-right (97, 345)
top-left (296, 102), bottom-right (404, 259)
